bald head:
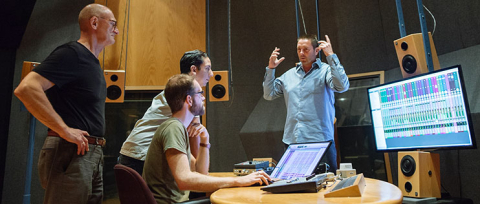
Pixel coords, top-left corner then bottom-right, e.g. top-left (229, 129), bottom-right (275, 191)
top-left (78, 4), bottom-right (111, 31)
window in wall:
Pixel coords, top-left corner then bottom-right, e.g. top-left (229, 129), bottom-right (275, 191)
top-left (334, 71), bottom-right (389, 182)
top-left (102, 90), bottom-right (161, 201)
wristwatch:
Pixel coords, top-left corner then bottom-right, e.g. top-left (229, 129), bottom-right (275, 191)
top-left (200, 143), bottom-right (211, 149)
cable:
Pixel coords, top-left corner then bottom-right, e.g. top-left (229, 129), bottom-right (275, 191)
top-left (228, 0), bottom-right (231, 81)
top-left (125, 0), bottom-right (131, 67)
top-left (423, 4), bottom-right (436, 36)
top-left (102, 0), bottom-right (108, 70)
top-left (124, 0), bottom-right (131, 88)
top-left (441, 184), bottom-right (451, 196)
top-left (298, 0), bottom-right (308, 35)
top-left (457, 149), bottom-right (463, 198)
top-left (225, 0), bottom-right (234, 108)
top-left (315, 0), bottom-right (321, 59)
top-left (223, 86), bottom-right (234, 108)
top-left (325, 178), bottom-right (338, 188)
top-left (102, 0), bottom-right (130, 72)
top-left (206, 0), bottom-right (210, 55)
top-left (117, 0), bottom-right (130, 70)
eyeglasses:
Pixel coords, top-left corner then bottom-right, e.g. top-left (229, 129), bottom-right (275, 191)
top-left (191, 91), bottom-right (204, 95)
top-left (188, 90), bottom-right (204, 96)
top-left (96, 16), bottom-right (117, 30)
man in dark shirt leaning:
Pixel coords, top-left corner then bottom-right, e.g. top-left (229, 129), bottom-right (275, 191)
top-left (14, 3), bottom-right (119, 204)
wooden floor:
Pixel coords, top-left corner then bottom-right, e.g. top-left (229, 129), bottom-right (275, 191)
top-left (103, 198), bottom-right (120, 204)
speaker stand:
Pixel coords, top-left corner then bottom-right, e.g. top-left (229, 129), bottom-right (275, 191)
top-left (402, 197), bottom-right (436, 204)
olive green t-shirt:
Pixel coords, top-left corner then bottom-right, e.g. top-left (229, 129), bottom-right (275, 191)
top-left (143, 118), bottom-right (191, 204)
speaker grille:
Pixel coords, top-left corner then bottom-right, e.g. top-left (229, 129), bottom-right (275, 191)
top-left (110, 74), bottom-right (119, 82)
top-left (400, 155), bottom-right (416, 177)
top-left (404, 182), bottom-right (413, 193)
top-left (107, 85), bottom-right (122, 100)
top-left (402, 55), bottom-right (417, 74)
top-left (211, 84), bottom-right (226, 99)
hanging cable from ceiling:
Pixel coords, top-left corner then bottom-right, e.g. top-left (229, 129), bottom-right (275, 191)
top-left (102, 0), bottom-right (131, 71)
top-left (225, 0), bottom-right (235, 107)
top-left (298, 0), bottom-right (308, 35)
top-left (118, 0), bottom-right (131, 71)
top-left (297, 0), bottom-right (322, 58)
top-left (422, 4), bottom-right (436, 36)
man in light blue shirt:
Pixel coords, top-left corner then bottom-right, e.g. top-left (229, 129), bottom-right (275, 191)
top-left (263, 35), bottom-right (349, 172)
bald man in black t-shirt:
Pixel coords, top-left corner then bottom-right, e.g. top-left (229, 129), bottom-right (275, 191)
top-left (15, 4), bottom-right (118, 204)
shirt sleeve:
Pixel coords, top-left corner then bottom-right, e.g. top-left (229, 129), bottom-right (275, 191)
top-left (263, 67), bottom-right (284, 100)
top-left (32, 45), bottom-right (79, 88)
top-left (325, 54), bottom-right (350, 93)
top-left (162, 122), bottom-right (188, 155)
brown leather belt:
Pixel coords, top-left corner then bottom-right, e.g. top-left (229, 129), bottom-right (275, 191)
top-left (47, 130), bottom-right (106, 147)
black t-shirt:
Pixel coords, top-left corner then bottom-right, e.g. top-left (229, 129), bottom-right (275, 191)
top-left (33, 41), bottom-right (106, 136)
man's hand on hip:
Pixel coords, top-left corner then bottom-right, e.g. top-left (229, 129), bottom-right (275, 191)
top-left (60, 127), bottom-right (90, 155)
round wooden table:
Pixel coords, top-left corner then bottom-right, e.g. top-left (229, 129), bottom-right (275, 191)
top-left (209, 173), bottom-right (402, 204)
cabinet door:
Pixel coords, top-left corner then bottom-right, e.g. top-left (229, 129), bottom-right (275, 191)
top-left (97, 0), bottom-right (206, 90)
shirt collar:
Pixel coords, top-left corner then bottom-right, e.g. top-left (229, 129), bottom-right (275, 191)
top-left (296, 58), bottom-right (321, 73)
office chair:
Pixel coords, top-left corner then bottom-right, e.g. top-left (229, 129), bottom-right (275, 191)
top-left (114, 164), bottom-right (156, 204)
top-left (114, 164), bottom-right (211, 204)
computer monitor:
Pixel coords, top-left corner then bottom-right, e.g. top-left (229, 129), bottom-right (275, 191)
top-left (269, 141), bottom-right (331, 180)
top-left (367, 65), bottom-right (476, 151)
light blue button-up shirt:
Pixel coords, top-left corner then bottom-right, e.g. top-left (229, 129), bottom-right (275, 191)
top-left (263, 54), bottom-right (349, 144)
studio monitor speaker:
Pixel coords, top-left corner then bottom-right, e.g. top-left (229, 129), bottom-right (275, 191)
top-left (398, 151), bottom-right (441, 198)
top-left (104, 70), bottom-right (125, 103)
top-left (394, 32), bottom-right (440, 79)
top-left (208, 71), bottom-right (229, 102)
top-left (21, 61), bottom-right (40, 81)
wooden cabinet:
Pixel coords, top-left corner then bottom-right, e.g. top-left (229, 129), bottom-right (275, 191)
top-left (96, 0), bottom-right (206, 90)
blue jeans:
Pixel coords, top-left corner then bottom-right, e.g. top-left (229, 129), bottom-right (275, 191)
top-left (118, 154), bottom-right (145, 175)
top-left (39, 136), bottom-right (103, 204)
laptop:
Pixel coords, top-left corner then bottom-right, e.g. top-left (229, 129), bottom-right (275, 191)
top-left (269, 141), bottom-right (331, 181)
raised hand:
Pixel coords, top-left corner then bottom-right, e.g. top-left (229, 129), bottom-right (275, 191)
top-left (318, 35), bottom-right (334, 56)
top-left (268, 47), bottom-right (285, 69)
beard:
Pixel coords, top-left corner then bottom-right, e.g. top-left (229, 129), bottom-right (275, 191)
top-left (189, 96), bottom-right (205, 116)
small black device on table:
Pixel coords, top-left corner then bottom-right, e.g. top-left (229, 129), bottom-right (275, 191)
top-left (233, 160), bottom-right (270, 176)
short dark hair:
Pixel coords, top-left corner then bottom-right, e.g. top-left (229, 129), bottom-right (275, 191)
top-left (297, 34), bottom-right (318, 49)
top-left (165, 74), bottom-right (196, 114)
top-left (179, 50), bottom-right (209, 74)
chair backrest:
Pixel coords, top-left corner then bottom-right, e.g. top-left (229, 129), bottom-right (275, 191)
top-left (114, 164), bottom-right (156, 204)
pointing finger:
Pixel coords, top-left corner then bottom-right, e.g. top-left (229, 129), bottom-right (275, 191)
top-left (325, 35), bottom-right (330, 43)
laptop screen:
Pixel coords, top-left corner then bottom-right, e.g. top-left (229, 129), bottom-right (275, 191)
top-left (269, 141), bottom-right (331, 180)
